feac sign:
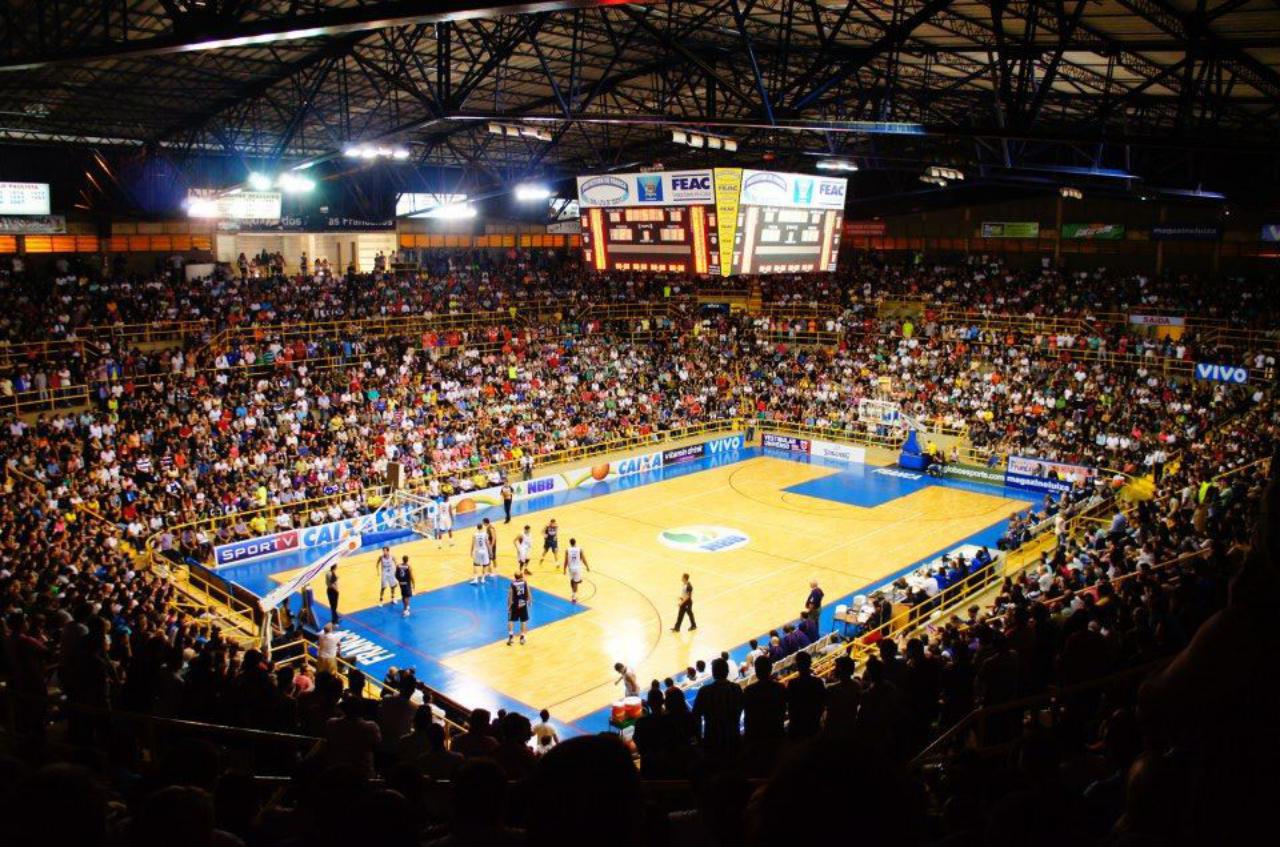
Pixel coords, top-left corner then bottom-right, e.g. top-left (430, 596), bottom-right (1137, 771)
top-left (671, 175), bottom-right (710, 192)
top-left (1194, 363), bottom-right (1249, 384)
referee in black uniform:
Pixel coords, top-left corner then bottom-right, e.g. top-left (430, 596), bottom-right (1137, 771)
top-left (672, 573), bottom-right (696, 632)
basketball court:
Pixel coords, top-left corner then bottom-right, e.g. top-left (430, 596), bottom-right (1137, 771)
top-left (215, 441), bottom-right (1035, 736)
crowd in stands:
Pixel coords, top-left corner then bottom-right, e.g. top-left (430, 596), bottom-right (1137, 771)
top-left (0, 253), bottom-right (1276, 846)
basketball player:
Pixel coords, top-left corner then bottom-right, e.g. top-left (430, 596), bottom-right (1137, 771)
top-left (538, 518), bottom-right (559, 565)
top-left (470, 525), bottom-right (491, 585)
top-left (506, 569), bottom-right (531, 645)
top-left (377, 546), bottom-right (397, 605)
top-left (483, 518), bottom-right (498, 579)
top-left (562, 537), bottom-right (590, 603)
top-left (436, 499), bottom-right (454, 547)
top-left (513, 525), bottom-right (533, 574)
top-left (395, 555), bottom-right (415, 617)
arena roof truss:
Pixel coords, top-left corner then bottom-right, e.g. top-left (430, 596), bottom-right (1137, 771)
top-left (0, 0), bottom-right (1278, 195)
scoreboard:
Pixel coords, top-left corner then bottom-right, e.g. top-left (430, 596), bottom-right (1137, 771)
top-left (731, 204), bottom-right (843, 274)
top-left (576, 168), bottom-right (846, 276)
top-left (580, 205), bottom-right (717, 275)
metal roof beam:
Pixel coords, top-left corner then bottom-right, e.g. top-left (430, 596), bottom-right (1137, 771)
top-left (0, 0), bottom-right (660, 72)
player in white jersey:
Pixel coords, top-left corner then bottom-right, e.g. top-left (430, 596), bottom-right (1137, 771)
top-left (562, 537), bottom-right (590, 603)
top-left (513, 525), bottom-right (533, 574)
top-left (436, 500), bottom-right (454, 547)
top-left (377, 546), bottom-right (397, 604)
top-left (470, 526), bottom-right (491, 584)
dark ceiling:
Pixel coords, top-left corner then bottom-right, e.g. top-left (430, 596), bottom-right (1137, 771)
top-left (1, 0), bottom-right (1278, 214)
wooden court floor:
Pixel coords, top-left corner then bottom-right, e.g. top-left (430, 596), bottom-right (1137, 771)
top-left (272, 455), bottom-right (1028, 723)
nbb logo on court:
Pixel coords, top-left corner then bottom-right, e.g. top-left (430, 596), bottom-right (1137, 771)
top-left (658, 525), bottom-right (750, 553)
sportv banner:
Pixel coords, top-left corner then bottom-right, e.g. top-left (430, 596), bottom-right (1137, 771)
top-left (762, 433), bottom-right (811, 453)
top-left (738, 169), bottom-right (847, 209)
top-left (213, 503), bottom-right (425, 566)
top-left (1062, 223), bottom-right (1125, 240)
top-left (576, 170), bottom-right (714, 207)
top-left (1194, 363), bottom-right (1248, 384)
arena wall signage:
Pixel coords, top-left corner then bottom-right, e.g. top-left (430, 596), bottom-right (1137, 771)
top-left (576, 170), bottom-right (714, 208)
top-left (454, 435), bottom-right (748, 515)
top-left (1128, 314), bottom-right (1186, 327)
top-left (810, 439), bottom-right (867, 464)
top-left (1004, 454), bottom-right (1093, 495)
top-left (980, 221), bottom-right (1040, 238)
top-left (844, 220), bottom-right (887, 237)
top-left (762, 433), bottom-right (811, 453)
top-left (234, 214), bottom-right (396, 232)
top-left (940, 463), bottom-right (1008, 485)
top-left (213, 503), bottom-right (423, 566)
top-left (1150, 225), bottom-right (1221, 241)
top-left (0, 214), bottom-right (65, 234)
top-left (0, 181), bottom-right (51, 215)
top-left (1061, 223), bottom-right (1125, 240)
top-left (1194, 363), bottom-right (1249, 384)
top-left (1261, 224), bottom-right (1280, 242)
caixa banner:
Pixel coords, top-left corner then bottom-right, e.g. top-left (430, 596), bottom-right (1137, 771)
top-left (214, 504), bottom-right (423, 566)
top-left (1194, 363), bottom-right (1249, 384)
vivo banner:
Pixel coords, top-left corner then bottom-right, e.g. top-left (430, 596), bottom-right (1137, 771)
top-left (1194, 363), bottom-right (1249, 384)
top-left (739, 169), bottom-right (847, 209)
top-left (762, 433), bottom-right (811, 453)
top-left (214, 503), bottom-right (424, 566)
top-left (576, 170), bottom-right (714, 208)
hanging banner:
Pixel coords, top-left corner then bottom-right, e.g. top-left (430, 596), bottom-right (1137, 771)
top-left (576, 170), bottom-right (714, 208)
top-left (981, 221), bottom-right (1040, 238)
top-left (0, 214), bottom-right (65, 234)
top-left (738, 170), bottom-right (847, 209)
top-left (1150, 225), bottom-right (1221, 241)
top-left (713, 167), bottom-right (742, 277)
top-left (1061, 223), bottom-right (1125, 240)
